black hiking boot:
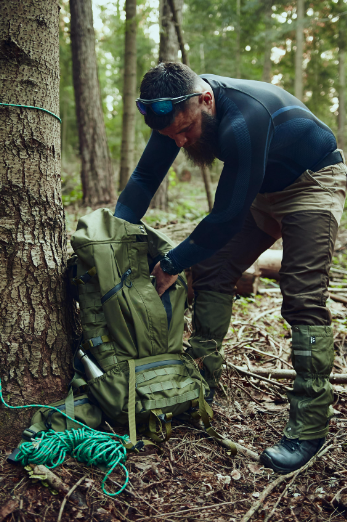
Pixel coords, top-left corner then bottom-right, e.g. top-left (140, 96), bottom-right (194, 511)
top-left (260, 436), bottom-right (326, 474)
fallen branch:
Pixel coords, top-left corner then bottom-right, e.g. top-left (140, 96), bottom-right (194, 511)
top-left (329, 292), bottom-right (347, 304)
top-left (226, 362), bottom-right (291, 391)
top-left (241, 443), bottom-right (334, 522)
top-left (57, 476), bottom-right (86, 522)
top-left (232, 365), bottom-right (347, 384)
top-left (137, 499), bottom-right (249, 520)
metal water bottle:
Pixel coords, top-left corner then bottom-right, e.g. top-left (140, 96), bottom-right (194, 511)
top-left (76, 349), bottom-right (104, 380)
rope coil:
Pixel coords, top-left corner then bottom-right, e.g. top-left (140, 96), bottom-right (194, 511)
top-left (0, 379), bottom-right (129, 496)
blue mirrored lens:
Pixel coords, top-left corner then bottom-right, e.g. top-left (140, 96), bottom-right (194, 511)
top-left (136, 101), bottom-right (147, 115)
top-left (151, 100), bottom-right (173, 115)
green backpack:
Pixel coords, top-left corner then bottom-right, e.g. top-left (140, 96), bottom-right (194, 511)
top-left (66, 208), bottom-right (210, 445)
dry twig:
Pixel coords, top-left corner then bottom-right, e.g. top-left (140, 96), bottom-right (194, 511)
top-left (240, 443), bottom-right (334, 522)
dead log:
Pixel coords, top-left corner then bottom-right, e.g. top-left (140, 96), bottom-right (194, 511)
top-left (233, 365), bottom-right (347, 384)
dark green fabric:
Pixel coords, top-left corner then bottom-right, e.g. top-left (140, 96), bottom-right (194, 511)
top-left (186, 291), bottom-right (233, 387)
top-left (68, 209), bottom-right (209, 431)
top-left (284, 325), bottom-right (334, 440)
top-left (28, 393), bottom-right (102, 433)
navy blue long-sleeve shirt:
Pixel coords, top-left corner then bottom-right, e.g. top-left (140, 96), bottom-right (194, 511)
top-left (115, 74), bottom-right (337, 272)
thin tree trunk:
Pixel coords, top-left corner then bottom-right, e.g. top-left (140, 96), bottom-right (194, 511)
top-left (295, 0), bottom-right (304, 100)
top-left (168, 0), bottom-right (214, 213)
top-left (201, 166), bottom-right (213, 212)
top-left (119, 0), bottom-right (137, 192)
top-left (262, 0), bottom-right (272, 83)
top-left (151, 0), bottom-right (182, 211)
top-left (167, 0), bottom-right (189, 66)
top-left (70, 0), bottom-right (115, 207)
top-left (0, 0), bottom-right (73, 435)
top-left (235, 0), bottom-right (241, 79)
top-left (338, 1), bottom-right (346, 150)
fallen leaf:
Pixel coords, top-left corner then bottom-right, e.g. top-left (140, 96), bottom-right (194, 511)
top-left (0, 500), bottom-right (19, 521)
top-left (231, 470), bottom-right (241, 481)
top-left (248, 463), bottom-right (263, 474)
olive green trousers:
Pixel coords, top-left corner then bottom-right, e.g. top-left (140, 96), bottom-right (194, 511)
top-left (190, 159), bottom-right (347, 439)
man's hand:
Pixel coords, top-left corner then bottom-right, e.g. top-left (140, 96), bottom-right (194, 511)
top-left (151, 261), bottom-right (178, 297)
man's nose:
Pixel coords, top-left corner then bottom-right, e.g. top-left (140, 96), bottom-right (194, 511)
top-left (175, 135), bottom-right (187, 148)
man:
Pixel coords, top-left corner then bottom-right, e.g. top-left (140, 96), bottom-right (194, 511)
top-left (115, 62), bottom-right (347, 473)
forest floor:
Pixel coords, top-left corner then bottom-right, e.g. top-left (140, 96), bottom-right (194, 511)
top-left (1, 179), bottom-right (347, 522)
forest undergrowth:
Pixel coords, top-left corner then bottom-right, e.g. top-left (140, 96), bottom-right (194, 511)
top-left (0, 181), bottom-right (347, 522)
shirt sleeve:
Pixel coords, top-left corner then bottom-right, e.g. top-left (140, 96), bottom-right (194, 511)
top-left (114, 130), bottom-right (180, 223)
top-left (167, 94), bottom-right (274, 272)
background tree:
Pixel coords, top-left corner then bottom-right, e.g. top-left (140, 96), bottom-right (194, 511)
top-left (70, 0), bottom-right (115, 207)
top-left (119, 0), bottom-right (137, 192)
top-left (294, 0), bottom-right (304, 100)
top-left (0, 0), bottom-right (73, 435)
top-left (150, 0), bottom-right (183, 211)
top-left (337, 0), bottom-right (346, 150)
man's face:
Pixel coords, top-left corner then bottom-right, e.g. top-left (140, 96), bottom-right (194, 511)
top-left (159, 98), bottom-right (219, 168)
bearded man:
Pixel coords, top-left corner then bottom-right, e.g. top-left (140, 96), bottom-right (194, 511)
top-left (114, 62), bottom-right (347, 473)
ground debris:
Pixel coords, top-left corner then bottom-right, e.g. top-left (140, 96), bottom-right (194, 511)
top-left (1, 272), bottom-right (347, 520)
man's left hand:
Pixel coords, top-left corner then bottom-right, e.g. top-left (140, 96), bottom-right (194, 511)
top-left (151, 261), bottom-right (178, 297)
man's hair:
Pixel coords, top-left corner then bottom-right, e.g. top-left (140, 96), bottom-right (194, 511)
top-left (139, 62), bottom-right (200, 130)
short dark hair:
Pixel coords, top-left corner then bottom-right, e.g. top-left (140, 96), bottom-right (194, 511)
top-left (139, 62), bottom-right (199, 130)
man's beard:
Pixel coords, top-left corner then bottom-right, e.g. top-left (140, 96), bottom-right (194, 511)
top-left (183, 111), bottom-right (219, 168)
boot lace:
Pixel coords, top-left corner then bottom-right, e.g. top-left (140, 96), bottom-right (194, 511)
top-left (280, 436), bottom-right (301, 452)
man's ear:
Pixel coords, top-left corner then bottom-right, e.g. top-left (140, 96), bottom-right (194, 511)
top-left (202, 91), bottom-right (213, 106)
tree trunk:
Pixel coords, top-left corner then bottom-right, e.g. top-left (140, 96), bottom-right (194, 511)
top-left (262, 0), bottom-right (272, 83)
top-left (70, 0), bottom-right (115, 207)
top-left (167, 0), bottom-right (189, 66)
top-left (151, 0), bottom-right (182, 211)
top-left (119, 0), bottom-right (137, 192)
top-left (0, 0), bottom-right (74, 436)
top-left (338, 1), bottom-right (346, 150)
top-left (201, 166), bottom-right (213, 212)
top-left (235, 0), bottom-right (241, 79)
top-left (167, 0), bottom-right (214, 212)
top-left (294, 0), bottom-right (304, 100)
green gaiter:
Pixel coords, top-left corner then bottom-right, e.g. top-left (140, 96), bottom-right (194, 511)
top-left (284, 325), bottom-right (335, 440)
top-left (186, 291), bottom-right (233, 388)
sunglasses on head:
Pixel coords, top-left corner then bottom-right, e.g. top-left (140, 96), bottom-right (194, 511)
top-left (136, 93), bottom-right (203, 116)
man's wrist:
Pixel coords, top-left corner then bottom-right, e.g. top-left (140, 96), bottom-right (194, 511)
top-left (160, 255), bottom-right (179, 275)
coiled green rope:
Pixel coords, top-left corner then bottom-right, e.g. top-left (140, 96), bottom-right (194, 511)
top-left (0, 102), bottom-right (61, 123)
top-left (0, 379), bottom-right (129, 496)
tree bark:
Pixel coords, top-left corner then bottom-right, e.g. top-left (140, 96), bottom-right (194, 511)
top-left (294, 0), bottom-right (304, 100)
top-left (70, 0), bottom-right (115, 207)
top-left (338, 0), bottom-right (346, 150)
top-left (262, 0), bottom-right (272, 83)
top-left (151, 0), bottom-right (183, 211)
top-left (0, 0), bottom-right (74, 436)
top-left (119, 0), bottom-right (137, 192)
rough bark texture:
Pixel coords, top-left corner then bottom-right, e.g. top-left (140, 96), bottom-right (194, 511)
top-left (294, 0), bottom-right (304, 100)
top-left (262, 0), bottom-right (272, 83)
top-left (338, 0), bottom-right (346, 150)
top-left (70, 0), bottom-right (115, 207)
top-left (0, 0), bottom-right (74, 435)
top-left (151, 0), bottom-right (183, 211)
top-left (119, 0), bottom-right (137, 192)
